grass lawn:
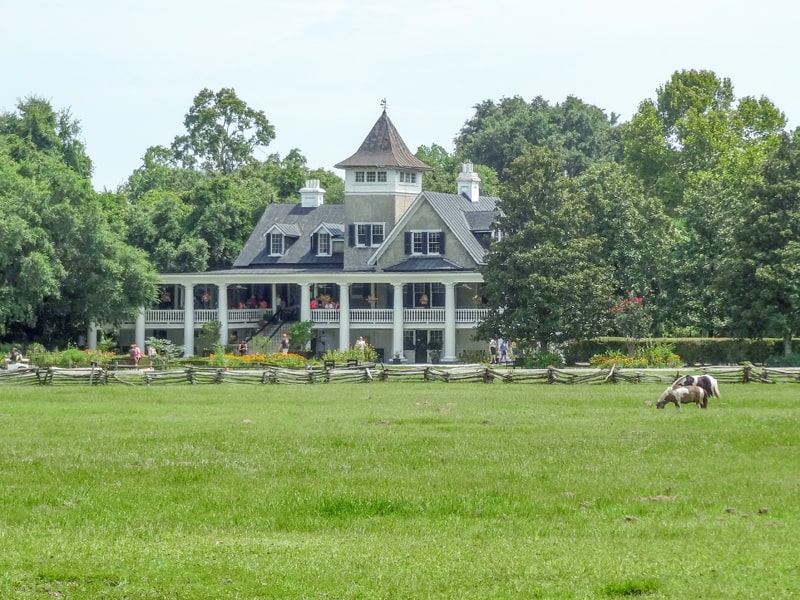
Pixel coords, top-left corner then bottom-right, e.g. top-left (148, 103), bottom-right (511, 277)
top-left (0, 382), bottom-right (797, 599)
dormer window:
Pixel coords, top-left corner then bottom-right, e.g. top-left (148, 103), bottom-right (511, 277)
top-left (317, 232), bottom-right (331, 256)
top-left (269, 232), bottom-right (284, 256)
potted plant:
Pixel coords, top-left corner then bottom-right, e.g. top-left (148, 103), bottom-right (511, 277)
top-left (428, 339), bottom-right (442, 364)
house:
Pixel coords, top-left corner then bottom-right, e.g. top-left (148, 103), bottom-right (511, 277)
top-left (107, 109), bottom-right (501, 363)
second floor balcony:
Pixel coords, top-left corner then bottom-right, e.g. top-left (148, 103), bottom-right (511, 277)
top-left (135, 307), bottom-right (490, 327)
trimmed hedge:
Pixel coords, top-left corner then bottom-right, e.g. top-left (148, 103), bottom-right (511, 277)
top-left (564, 338), bottom-right (797, 366)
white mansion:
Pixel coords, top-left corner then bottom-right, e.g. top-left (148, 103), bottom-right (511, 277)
top-left (110, 110), bottom-right (501, 363)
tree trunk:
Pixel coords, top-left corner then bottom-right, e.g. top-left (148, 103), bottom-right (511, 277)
top-left (784, 334), bottom-right (793, 356)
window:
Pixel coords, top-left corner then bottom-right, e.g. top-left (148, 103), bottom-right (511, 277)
top-left (269, 232), bottom-right (284, 256)
top-left (428, 231), bottom-right (441, 254)
top-left (354, 170), bottom-right (387, 183)
top-left (399, 171), bottom-right (417, 184)
top-left (412, 231), bottom-right (425, 254)
top-left (317, 232), bottom-right (331, 256)
top-left (408, 230), bottom-right (444, 255)
top-left (352, 223), bottom-right (385, 247)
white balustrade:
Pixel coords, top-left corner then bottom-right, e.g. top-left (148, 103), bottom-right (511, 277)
top-left (140, 306), bottom-right (488, 326)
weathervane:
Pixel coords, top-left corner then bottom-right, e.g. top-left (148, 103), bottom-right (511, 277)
top-left (380, 98), bottom-right (387, 111)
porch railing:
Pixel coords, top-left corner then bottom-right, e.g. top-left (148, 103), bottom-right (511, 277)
top-left (139, 307), bottom-right (489, 327)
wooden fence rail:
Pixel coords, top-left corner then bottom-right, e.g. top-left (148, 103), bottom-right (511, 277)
top-left (1, 364), bottom-right (799, 386)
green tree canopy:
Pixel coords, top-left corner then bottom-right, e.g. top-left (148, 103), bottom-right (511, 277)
top-left (0, 98), bottom-right (158, 346)
top-left (477, 147), bottom-right (613, 349)
top-left (622, 69), bottom-right (786, 213)
top-left (724, 129), bottom-right (800, 352)
top-left (170, 87), bottom-right (276, 174)
top-left (455, 95), bottom-right (621, 179)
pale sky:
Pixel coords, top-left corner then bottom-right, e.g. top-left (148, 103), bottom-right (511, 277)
top-left (2, 0), bottom-right (798, 192)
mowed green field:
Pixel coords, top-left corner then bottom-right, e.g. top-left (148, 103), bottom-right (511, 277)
top-left (0, 382), bottom-right (797, 599)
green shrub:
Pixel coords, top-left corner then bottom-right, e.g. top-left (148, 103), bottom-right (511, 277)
top-left (322, 345), bottom-right (378, 364)
top-left (458, 349), bottom-right (487, 363)
top-left (765, 352), bottom-right (800, 367)
top-left (521, 351), bottom-right (565, 368)
top-left (590, 342), bottom-right (681, 369)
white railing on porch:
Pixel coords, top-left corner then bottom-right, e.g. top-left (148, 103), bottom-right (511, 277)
top-left (350, 308), bottom-right (394, 324)
top-left (403, 308), bottom-right (445, 323)
top-left (144, 309), bottom-right (185, 325)
top-left (455, 308), bottom-right (490, 323)
top-left (228, 308), bottom-right (273, 323)
top-left (140, 307), bottom-right (489, 327)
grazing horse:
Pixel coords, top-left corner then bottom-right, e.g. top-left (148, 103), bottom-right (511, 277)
top-left (656, 385), bottom-right (708, 409)
top-left (673, 374), bottom-right (720, 400)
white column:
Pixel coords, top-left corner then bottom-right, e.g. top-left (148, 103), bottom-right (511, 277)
top-left (443, 282), bottom-right (457, 363)
top-left (87, 322), bottom-right (98, 350)
top-left (300, 283), bottom-right (311, 322)
top-left (183, 283), bottom-right (195, 357)
top-left (338, 283), bottom-right (350, 350)
top-left (217, 283), bottom-right (228, 347)
top-left (135, 309), bottom-right (146, 351)
top-left (392, 283), bottom-right (404, 361)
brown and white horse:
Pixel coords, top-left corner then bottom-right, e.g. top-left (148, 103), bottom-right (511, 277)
top-left (656, 385), bottom-right (708, 409)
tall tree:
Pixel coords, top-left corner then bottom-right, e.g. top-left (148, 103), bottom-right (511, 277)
top-left (455, 95), bottom-right (621, 179)
top-left (0, 99), bottom-right (158, 346)
top-left (622, 69), bottom-right (786, 213)
top-left (576, 162), bottom-right (673, 333)
top-left (477, 147), bottom-right (613, 349)
top-left (170, 87), bottom-right (276, 174)
top-left (724, 129), bottom-right (800, 353)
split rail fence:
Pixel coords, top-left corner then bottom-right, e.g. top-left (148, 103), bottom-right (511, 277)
top-left (1, 363), bottom-right (799, 387)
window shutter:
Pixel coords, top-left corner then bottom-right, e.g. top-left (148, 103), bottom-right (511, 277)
top-left (404, 232), bottom-right (411, 254)
top-left (348, 225), bottom-right (355, 247)
top-left (439, 232), bottom-right (445, 254)
top-left (311, 233), bottom-right (318, 254)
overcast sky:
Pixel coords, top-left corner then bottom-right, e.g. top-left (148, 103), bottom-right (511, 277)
top-left (3, 0), bottom-right (798, 191)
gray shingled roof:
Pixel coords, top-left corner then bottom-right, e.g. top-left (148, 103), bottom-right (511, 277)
top-left (422, 191), bottom-right (501, 264)
top-left (234, 204), bottom-right (345, 269)
top-left (382, 257), bottom-right (469, 272)
top-left (334, 110), bottom-right (433, 171)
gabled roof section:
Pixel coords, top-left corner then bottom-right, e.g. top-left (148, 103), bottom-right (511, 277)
top-left (311, 222), bottom-right (345, 238)
top-left (334, 110), bottom-right (433, 171)
top-left (368, 191), bottom-right (501, 267)
top-left (234, 204), bottom-right (345, 269)
top-left (266, 223), bottom-right (302, 237)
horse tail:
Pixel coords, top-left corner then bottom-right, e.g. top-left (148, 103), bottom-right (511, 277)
top-left (708, 376), bottom-right (720, 398)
